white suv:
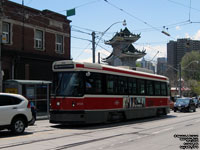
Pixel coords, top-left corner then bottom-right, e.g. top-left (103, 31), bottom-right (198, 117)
top-left (0, 93), bottom-right (32, 134)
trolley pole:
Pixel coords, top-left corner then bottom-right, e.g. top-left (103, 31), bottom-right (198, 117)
top-left (92, 31), bottom-right (95, 63)
top-left (0, 1), bottom-right (3, 92)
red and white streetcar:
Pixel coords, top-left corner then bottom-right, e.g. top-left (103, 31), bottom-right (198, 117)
top-left (50, 60), bottom-right (170, 124)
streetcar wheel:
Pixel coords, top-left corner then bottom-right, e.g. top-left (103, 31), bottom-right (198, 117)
top-left (162, 108), bottom-right (167, 115)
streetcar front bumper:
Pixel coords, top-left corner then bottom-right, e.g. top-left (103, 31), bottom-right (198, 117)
top-left (50, 110), bottom-right (86, 124)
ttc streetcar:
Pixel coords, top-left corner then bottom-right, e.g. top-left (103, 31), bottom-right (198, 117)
top-left (50, 60), bottom-right (170, 124)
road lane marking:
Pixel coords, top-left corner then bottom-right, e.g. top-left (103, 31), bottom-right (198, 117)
top-left (152, 127), bottom-right (173, 134)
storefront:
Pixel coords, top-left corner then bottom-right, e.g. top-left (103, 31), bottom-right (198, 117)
top-left (4, 80), bottom-right (52, 116)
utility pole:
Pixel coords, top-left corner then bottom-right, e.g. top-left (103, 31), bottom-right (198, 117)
top-left (0, 0), bottom-right (3, 92)
top-left (178, 64), bottom-right (182, 97)
top-left (92, 31), bottom-right (95, 63)
top-left (98, 52), bottom-right (100, 64)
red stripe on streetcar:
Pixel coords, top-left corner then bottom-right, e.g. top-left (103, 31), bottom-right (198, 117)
top-left (103, 67), bottom-right (167, 80)
top-left (76, 64), bottom-right (84, 68)
top-left (51, 97), bottom-right (169, 110)
top-left (75, 63), bottom-right (167, 80)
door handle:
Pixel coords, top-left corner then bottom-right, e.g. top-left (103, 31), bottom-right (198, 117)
top-left (12, 107), bottom-right (17, 109)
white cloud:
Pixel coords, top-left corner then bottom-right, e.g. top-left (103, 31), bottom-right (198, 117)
top-left (193, 30), bottom-right (200, 40)
top-left (135, 44), bottom-right (166, 62)
top-left (185, 33), bottom-right (190, 38)
top-left (76, 57), bottom-right (93, 63)
top-left (182, 30), bottom-right (200, 40)
top-left (176, 26), bottom-right (181, 30)
top-left (75, 48), bottom-right (111, 63)
top-left (84, 49), bottom-right (92, 54)
top-left (75, 45), bottom-right (167, 64)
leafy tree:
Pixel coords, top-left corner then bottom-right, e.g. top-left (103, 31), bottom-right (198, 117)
top-left (187, 80), bottom-right (200, 96)
top-left (181, 51), bottom-right (200, 95)
top-left (136, 62), bottom-right (141, 67)
top-left (181, 51), bottom-right (200, 81)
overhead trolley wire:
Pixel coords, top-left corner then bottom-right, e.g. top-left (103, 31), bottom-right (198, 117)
top-left (103, 0), bottom-right (161, 33)
top-left (74, 0), bottom-right (101, 9)
top-left (103, 0), bottom-right (175, 39)
top-left (167, 0), bottom-right (200, 13)
top-left (74, 42), bottom-right (91, 60)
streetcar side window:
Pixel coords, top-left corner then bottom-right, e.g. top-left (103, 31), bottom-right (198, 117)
top-left (117, 77), bottom-right (128, 95)
top-left (137, 79), bottom-right (145, 95)
top-left (106, 75), bottom-right (118, 94)
top-left (154, 81), bottom-right (161, 96)
top-left (161, 82), bottom-right (167, 96)
top-left (128, 78), bottom-right (137, 95)
top-left (85, 72), bottom-right (103, 94)
top-left (146, 80), bottom-right (154, 96)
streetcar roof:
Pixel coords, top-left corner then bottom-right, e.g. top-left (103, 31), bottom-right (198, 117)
top-left (53, 60), bottom-right (168, 81)
top-left (4, 79), bottom-right (52, 85)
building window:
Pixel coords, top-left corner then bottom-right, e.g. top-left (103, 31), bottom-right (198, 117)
top-left (56, 34), bottom-right (64, 53)
top-left (2, 22), bottom-right (11, 44)
top-left (35, 29), bottom-right (43, 50)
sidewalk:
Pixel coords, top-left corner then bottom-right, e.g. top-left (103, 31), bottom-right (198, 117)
top-left (37, 115), bottom-right (49, 120)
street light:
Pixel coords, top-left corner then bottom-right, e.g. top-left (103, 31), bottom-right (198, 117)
top-left (97, 20), bottom-right (126, 46)
top-left (92, 20), bottom-right (126, 63)
top-left (167, 60), bottom-right (199, 97)
top-left (178, 60), bottom-right (199, 97)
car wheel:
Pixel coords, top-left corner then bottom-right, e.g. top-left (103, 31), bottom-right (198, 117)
top-left (174, 109), bottom-right (177, 112)
top-left (194, 108), bottom-right (196, 112)
top-left (188, 107), bottom-right (191, 112)
top-left (11, 118), bottom-right (26, 134)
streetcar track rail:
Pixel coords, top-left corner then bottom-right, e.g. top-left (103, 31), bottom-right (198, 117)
top-left (0, 113), bottom-right (199, 149)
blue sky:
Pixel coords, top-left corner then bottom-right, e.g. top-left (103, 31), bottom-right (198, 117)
top-left (10, 0), bottom-right (200, 64)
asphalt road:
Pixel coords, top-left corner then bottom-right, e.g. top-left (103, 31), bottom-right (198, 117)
top-left (0, 109), bottom-right (199, 150)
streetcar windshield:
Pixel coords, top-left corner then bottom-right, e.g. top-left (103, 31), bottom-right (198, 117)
top-left (54, 72), bottom-right (83, 97)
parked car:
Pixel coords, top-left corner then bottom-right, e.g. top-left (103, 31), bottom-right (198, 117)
top-left (0, 93), bottom-right (32, 134)
top-left (174, 98), bottom-right (196, 112)
top-left (193, 98), bottom-right (199, 108)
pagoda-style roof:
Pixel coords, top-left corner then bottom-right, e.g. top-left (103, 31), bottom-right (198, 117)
top-left (103, 44), bottom-right (146, 62)
top-left (119, 44), bottom-right (146, 59)
top-left (122, 44), bottom-right (146, 54)
top-left (105, 27), bottom-right (141, 45)
top-left (103, 52), bottom-right (113, 61)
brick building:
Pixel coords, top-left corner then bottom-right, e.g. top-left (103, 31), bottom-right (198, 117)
top-left (1, 0), bottom-right (71, 81)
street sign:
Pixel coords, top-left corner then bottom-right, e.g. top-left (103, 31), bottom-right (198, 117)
top-left (67, 8), bottom-right (75, 17)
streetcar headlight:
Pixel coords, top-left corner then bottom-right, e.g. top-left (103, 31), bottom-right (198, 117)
top-left (72, 102), bottom-right (76, 107)
top-left (56, 102), bottom-right (60, 106)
